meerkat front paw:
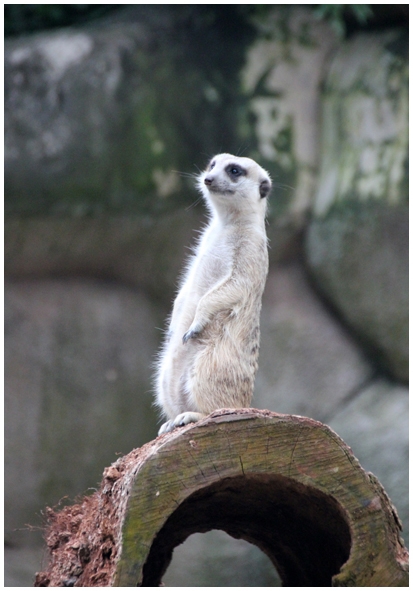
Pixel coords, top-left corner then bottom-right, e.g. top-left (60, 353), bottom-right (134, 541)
top-left (158, 412), bottom-right (205, 435)
top-left (158, 419), bottom-right (176, 435)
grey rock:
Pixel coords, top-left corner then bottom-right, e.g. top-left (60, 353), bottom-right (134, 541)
top-left (5, 545), bottom-right (46, 587)
top-left (163, 530), bottom-right (281, 587)
top-left (313, 30), bottom-right (408, 216)
top-left (255, 263), bottom-right (372, 422)
top-left (5, 279), bottom-right (160, 545)
top-left (4, 6), bottom-right (341, 260)
top-left (329, 379), bottom-right (409, 546)
top-left (306, 204), bottom-right (408, 382)
top-left (5, 211), bottom-right (201, 304)
top-left (4, 6), bottom-right (254, 216)
top-left (243, 7), bottom-right (339, 223)
top-left (306, 30), bottom-right (408, 382)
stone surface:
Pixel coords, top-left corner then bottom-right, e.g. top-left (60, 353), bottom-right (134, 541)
top-left (5, 279), bottom-right (160, 547)
top-left (242, 7), bottom-right (338, 222)
top-left (4, 6), bottom-right (256, 216)
top-left (163, 530), bottom-right (281, 587)
top-left (4, 6), bottom-right (341, 258)
top-left (255, 263), bottom-right (372, 421)
top-left (312, 30), bottom-right (408, 216)
top-left (5, 546), bottom-right (46, 587)
top-left (329, 379), bottom-right (409, 546)
top-left (305, 30), bottom-right (408, 383)
top-left (4, 211), bottom-right (201, 304)
top-left (306, 203), bottom-right (408, 382)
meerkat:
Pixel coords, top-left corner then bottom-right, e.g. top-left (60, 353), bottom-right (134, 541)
top-left (155, 153), bottom-right (271, 434)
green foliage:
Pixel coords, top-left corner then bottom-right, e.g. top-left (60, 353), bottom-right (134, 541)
top-left (3, 4), bottom-right (380, 40)
top-left (314, 4), bottom-right (373, 37)
top-left (4, 4), bottom-right (122, 37)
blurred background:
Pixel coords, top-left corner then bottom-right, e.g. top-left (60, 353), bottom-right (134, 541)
top-left (4, 4), bottom-right (408, 586)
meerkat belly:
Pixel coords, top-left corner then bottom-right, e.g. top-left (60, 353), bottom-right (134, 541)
top-left (158, 240), bottom-right (233, 415)
top-left (191, 307), bottom-right (262, 413)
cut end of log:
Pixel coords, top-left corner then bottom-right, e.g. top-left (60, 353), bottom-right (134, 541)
top-left (35, 409), bottom-right (409, 587)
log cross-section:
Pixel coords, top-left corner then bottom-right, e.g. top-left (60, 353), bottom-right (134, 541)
top-left (35, 409), bottom-right (408, 587)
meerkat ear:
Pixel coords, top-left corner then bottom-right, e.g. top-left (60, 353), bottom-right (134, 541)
top-left (259, 179), bottom-right (271, 199)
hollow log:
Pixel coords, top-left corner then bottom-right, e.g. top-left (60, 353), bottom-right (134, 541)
top-left (35, 409), bottom-right (408, 587)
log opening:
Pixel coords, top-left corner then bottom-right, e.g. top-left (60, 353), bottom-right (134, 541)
top-left (142, 473), bottom-right (351, 586)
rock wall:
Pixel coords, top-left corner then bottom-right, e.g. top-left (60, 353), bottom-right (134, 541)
top-left (5, 6), bottom-right (256, 217)
top-left (4, 6), bottom-right (408, 586)
top-left (306, 29), bottom-right (408, 383)
top-left (5, 279), bottom-right (160, 541)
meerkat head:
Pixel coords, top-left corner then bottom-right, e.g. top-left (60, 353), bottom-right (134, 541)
top-left (197, 153), bottom-right (271, 219)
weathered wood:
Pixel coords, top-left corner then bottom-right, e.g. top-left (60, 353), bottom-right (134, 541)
top-left (35, 409), bottom-right (408, 587)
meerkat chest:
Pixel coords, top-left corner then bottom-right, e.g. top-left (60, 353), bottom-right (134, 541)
top-left (192, 235), bottom-right (232, 293)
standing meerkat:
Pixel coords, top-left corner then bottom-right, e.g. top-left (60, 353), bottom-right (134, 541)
top-left (155, 153), bottom-right (271, 434)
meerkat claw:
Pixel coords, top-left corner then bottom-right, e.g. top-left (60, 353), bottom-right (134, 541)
top-left (158, 420), bottom-right (175, 435)
top-left (182, 328), bottom-right (200, 343)
top-left (158, 412), bottom-right (205, 435)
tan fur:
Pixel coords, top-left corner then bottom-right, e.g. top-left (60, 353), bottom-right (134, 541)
top-left (155, 153), bottom-right (270, 434)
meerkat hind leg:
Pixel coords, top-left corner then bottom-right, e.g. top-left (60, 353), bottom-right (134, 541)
top-left (158, 411), bottom-right (206, 435)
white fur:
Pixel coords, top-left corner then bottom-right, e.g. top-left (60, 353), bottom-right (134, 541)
top-left (155, 154), bottom-right (270, 434)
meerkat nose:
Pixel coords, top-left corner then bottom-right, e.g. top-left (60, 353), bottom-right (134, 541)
top-left (204, 177), bottom-right (213, 186)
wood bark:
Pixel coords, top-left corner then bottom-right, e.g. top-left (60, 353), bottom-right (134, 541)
top-left (35, 409), bottom-right (408, 587)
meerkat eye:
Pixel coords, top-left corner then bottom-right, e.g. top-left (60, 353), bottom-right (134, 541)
top-left (226, 164), bottom-right (245, 178)
top-left (210, 161), bottom-right (216, 170)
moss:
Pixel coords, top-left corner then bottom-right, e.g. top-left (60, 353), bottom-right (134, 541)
top-left (5, 6), bottom-right (259, 218)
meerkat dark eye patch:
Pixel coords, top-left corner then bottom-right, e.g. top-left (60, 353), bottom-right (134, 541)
top-left (259, 179), bottom-right (271, 198)
top-left (226, 164), bottom-right (246, 178)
